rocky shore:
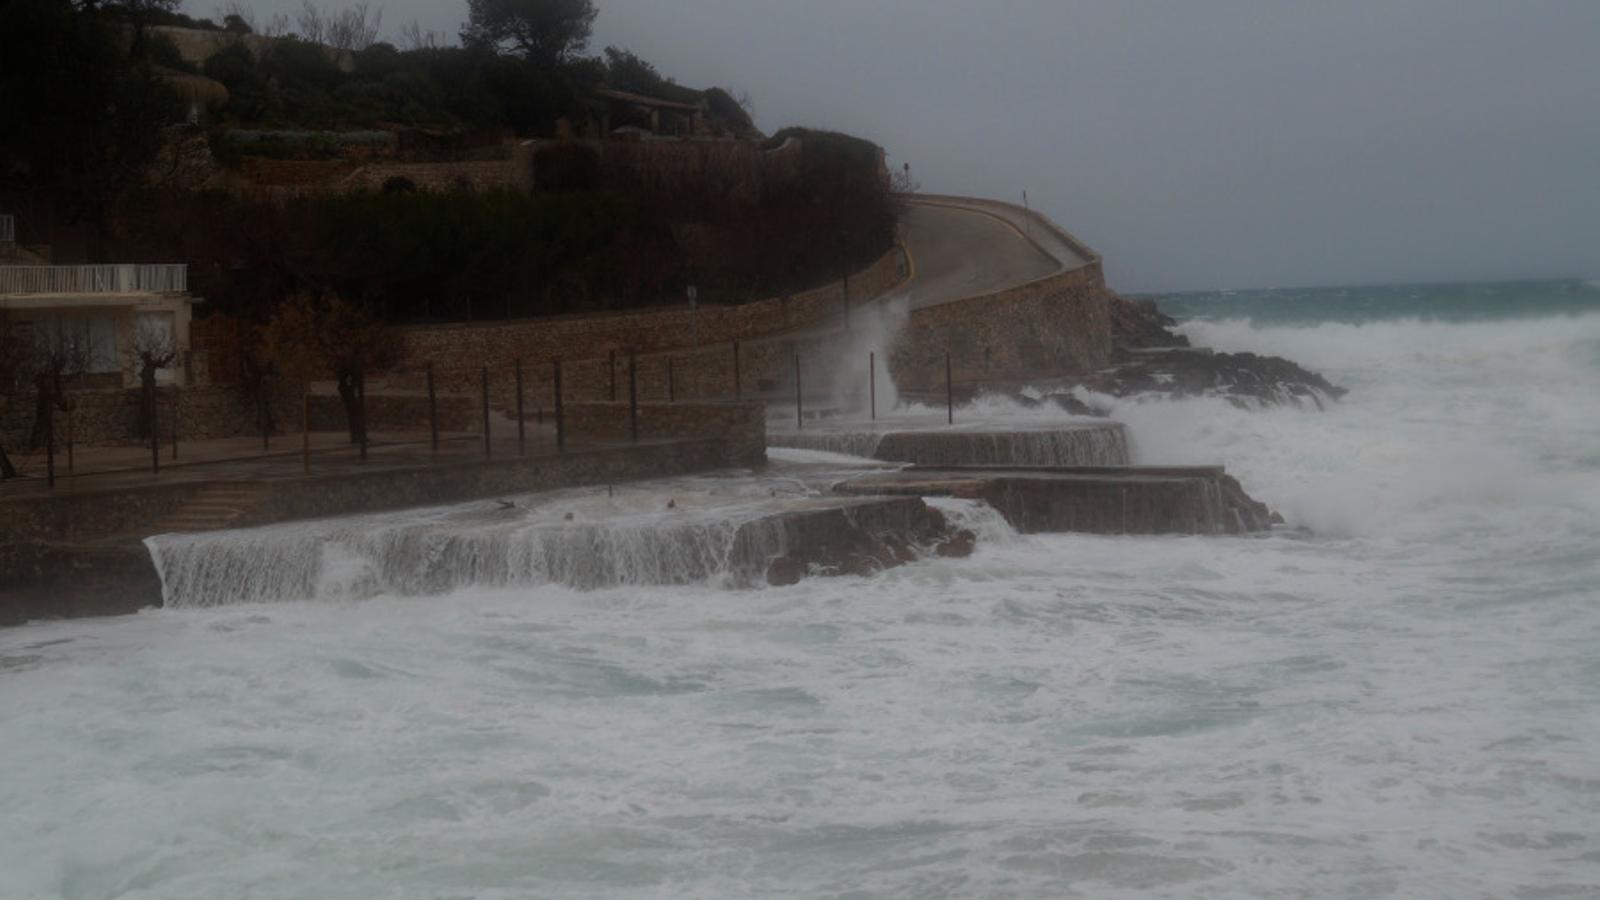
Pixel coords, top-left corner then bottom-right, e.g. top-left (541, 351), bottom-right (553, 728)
top-left (1012, 296), bottom-right (1346, 411)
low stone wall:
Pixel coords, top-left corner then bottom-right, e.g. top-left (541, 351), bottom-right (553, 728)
top-left (1, 435), bottom-right (761, 625)
top-left (1, 383), bottom-right (306, 450)
top-left (890, 264), bottom-right (1115, 393)
top-left (343, 159), bottom-right (532, 193)
top-left (396, 245), bottom-right (907, 388)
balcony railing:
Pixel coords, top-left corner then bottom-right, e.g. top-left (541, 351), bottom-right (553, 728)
top-left (0, 264), bottom-right (188, 295)
top-left (0, 215), bottom-right (13, 243)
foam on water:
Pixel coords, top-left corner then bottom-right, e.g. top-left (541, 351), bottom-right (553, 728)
top-left (4, 288), bottom-right (1600, 898)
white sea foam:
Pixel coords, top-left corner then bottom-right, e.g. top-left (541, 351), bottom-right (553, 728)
top-left (2, 308), bottom-right (1599, 898)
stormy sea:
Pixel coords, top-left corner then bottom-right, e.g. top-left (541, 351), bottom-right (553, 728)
top-left (2, 279), bottom-right (1598, 898)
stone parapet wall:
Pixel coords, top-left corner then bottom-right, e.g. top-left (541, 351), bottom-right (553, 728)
top-left (890, 263), bottom-right (1114, 393)
top-left (343, 159), bottom-right (532, 193)
top-left (395, 245), bottom-right (906, 387)
top-left (1, 383), bottom-right (305, 450)
top-left (2, 436), bottom-right (762, 624)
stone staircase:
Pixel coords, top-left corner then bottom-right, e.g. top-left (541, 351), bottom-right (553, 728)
top-left (152, 483), bottom-right (272, 535)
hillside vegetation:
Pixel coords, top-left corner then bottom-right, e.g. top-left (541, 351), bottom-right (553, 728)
top-left (0, 0), bottom-right (896, 325)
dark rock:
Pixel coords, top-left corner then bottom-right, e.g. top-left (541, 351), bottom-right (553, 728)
top-left (766, 555), bottom-right (806, 587)
top-left (1112, 296), bottom-right (1192, 350)
top-left (936, 529), bottom-right (978, 558)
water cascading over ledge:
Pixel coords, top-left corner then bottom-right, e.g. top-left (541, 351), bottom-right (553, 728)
top-left (144, 493), bottom-right (969, 608)
top-left (768, 423), bottom-right (1131, 467)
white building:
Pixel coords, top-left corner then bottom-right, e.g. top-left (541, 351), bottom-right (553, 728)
top-left (0, 260), bottom-right (200, 388)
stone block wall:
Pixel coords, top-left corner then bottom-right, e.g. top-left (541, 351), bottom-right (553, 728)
top-left (396, 246), bottom-right (906, 390)
top-left (890, 263), bottom-right (1115, 394)
top-left (342, 159), bottom-right (532, 193)
top-left (1, 382), bottom-right (305, 451)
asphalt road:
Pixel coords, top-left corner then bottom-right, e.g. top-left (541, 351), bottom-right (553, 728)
top-left (898, 199), bottom-right (1088, 310)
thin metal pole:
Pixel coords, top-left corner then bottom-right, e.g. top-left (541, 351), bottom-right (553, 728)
top-left (149, 386), bottom-right (160, 475)
top-left (259, 382), bottom-right (269, 452)
top-left (794, 351), bottom-right (803, 430)
top-left (481, 365), bottom-right (491, 457)
top-left (554, 359), bottom-right (565, 453)
top-left (946, 351), bottom-right (954, 425)
top-left (869, 351), bottom-right (877, 420)
top-left (667, 356), bottom-right (675, 403)
top-left (171, 388), bottom-right (179, 461)
top-left (302, 392), bottom-right (310, 475)
top-left (44, 399), bottom-right (55, 488)
top-left (357, 376), bottom-right (367, 462)
top-left (515, 359), bottom-right (526, 457)
top-left (608, 350), bottom-right (617, 402)
top-left (65, 402), bottom-right (74, 473)
top-left (628, 351), bottom-right (639, 443)
top-left (732, 341), bottom-right (741, 401)
top-left (843, 271), bottom-right (851, 331)
top-left (426, 363), bottom-right (438, 452)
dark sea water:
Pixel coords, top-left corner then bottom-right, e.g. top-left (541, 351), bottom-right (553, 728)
top-left (1152, 277), bottom-right (1600, 325)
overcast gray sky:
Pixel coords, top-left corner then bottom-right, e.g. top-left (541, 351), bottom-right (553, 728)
top-left (239, 0), bottom-right (1600, 293)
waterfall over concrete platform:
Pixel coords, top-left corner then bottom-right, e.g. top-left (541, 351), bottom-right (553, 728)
top-left (769, 422), bottom-right (1130, 467)
top-left (837, 466), bottom-right (1279, 535)
top-left (145, 483), bottom-right (966, 608)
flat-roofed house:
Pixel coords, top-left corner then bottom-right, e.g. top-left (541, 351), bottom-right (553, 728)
top-left (0, 241), bottom-right (200, 388)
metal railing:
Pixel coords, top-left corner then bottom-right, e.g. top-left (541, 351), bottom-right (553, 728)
top-left (0, 214), bottom-right (14, 243)
top-left (0, 264), bottom-right (188, 295)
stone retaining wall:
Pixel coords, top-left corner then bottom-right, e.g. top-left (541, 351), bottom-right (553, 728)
top-left (396, 245), bottom-right (905, 384)
top-left (890, 263), bottom-right (1114, 393)
top-left (1, 436), bottom-right (762, 625)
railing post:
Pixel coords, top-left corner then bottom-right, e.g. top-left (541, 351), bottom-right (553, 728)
top-left (946, 351), bottom-right (954, 425)
top-left (357, 375), bottom-right (368, 462)
top-left (171, 388), bottom-right (179, 462)
top-left (259, 380), bottom-right (269, 453)
top-left (426, 363), bottom-right (439, 452)
top-left (44, 399), bottom-right (55, 488)
top-left (869, 351), bottom-right (876, 421)
top-left (481, 365), bottom-right (491, 458)
top-left (65, 401), bottom-right (75, 473)
top-left (608, 349), bottom-right (617, 402)
top-left (515, 359), bottom-right (526, 457)
top-left (843, 270), bottom-right (851, 332)
top-left (628, 352), bottom-right (639, 443)
top-left (554, 359), bottom-right (565, 453)
top-left (732, 341), bottom-right (741, 401)
top-left (302, 392), bottom-right (310, 475)
top-left (794, 351), bottom-right (803, 431)
top-left (667, 356), bottom-right (676, 403)
top-left (149, 386), bottom-right (160, 475)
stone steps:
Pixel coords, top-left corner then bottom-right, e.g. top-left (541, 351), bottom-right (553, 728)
top-left (151, 483), bottom-right (272, 535)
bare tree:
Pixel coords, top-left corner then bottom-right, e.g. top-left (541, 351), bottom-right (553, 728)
top-left (28, 319), bottom-right (91, 452)
top-left (0, 315), bottom-right (32, 479)
top-left (399, 18), bottom-right (445, 50)
top-left (128, 317), bottom-right (178, 443)
top-left (328, 2), bottom-right (383, 51)
top-left (262, 292), bottom-right (400, 446)
top-left (295, 0), bottom-right (327, 44)
top-left (299, 1), bottom-right (384, 50)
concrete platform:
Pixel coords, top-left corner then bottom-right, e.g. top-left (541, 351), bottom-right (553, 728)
top-left (837, 466), bottom-right (1278, 536)
top-left (769, 422), bottom-right (1130, 467)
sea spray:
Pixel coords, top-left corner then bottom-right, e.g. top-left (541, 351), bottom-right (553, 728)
top-left (9, 284), bottom-right (1600, 899)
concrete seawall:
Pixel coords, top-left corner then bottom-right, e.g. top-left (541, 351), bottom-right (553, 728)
top-left (1, 432), bottom-right (763, 626)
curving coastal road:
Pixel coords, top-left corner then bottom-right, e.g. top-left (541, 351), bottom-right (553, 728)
top-left (895, 198), bottom-right (1093, 310)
